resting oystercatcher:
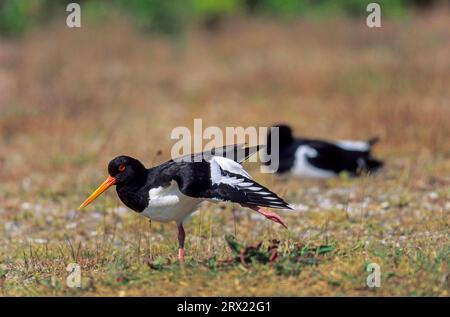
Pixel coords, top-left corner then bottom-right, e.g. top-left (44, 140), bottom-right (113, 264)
top-left (265, 124), bottom-right (383, 178)
top-left (79, 144), bottom-right (292, 260)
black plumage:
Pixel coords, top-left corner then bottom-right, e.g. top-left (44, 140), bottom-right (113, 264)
top-left (112, 145), bottom-right (290, 213)
top-left (79, 144), bottom-right (292, 260)
top-left (266, 124), bottom-right (383, 177)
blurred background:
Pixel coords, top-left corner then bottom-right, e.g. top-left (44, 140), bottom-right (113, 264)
top-left (0, 0), bottom-right (449, 296)
top-left (0, 0), bottom-right (449, 173)
top-left (1, 0), bottom-right (449, 183)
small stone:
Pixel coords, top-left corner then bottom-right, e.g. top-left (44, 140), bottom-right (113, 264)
top-left (21, 177), bottom-right (31, 192)
top-left (32, 238), bottom-right (48, 244)
top-left (20, 202), bottom-right (32, 210)
top-left (292, 204), bottom-right (309, 212)
top-left (428, 192), bottom-right (439, 200)
top-left (4, 221), bottom-right (21, 236)
top-left (65, 222), bottom-right (77, 230)
top-left (66, 210), bottom-right (77, 220)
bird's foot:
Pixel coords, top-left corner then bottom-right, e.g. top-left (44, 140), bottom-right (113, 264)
top-left (255, 207), bottom-right (288, 229)
top-left (178, 248), bottom-right (185, 262)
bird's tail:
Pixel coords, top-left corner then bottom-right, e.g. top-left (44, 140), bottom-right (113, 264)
top-left (367, 136), bottom-right (380, 147)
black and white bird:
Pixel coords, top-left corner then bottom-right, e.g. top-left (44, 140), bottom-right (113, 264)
top-left (265, 124), bottom-right (383, 178)
top-left (79, 144), bottom-right (292, 260)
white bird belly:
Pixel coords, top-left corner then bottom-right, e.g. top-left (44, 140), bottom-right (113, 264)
top-left (292, 146), bottom-right (336, 178)
top-left (141, 181), bottom-right (202, 223)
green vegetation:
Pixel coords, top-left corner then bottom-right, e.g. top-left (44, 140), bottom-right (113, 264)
top-left (0, 0), bottom-right (421, 37)
top-left (0, 0), bottom-right (44, 37)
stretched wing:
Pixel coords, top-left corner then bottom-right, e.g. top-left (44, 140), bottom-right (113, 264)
top-left (158, 145), bottom-right (291, 209)
top-left (172, 144), bottom-right (262, 164)
top-left (199, 156), bottom-right (292, 209)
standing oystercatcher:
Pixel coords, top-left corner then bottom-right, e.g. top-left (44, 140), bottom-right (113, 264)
top-left (265, 124), bottom-right (383, 178)
top-left (79, 144), bottom-right (292, 260)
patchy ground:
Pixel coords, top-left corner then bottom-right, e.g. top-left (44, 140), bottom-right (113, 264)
top-left (0, 11), bottom-right (449, 296)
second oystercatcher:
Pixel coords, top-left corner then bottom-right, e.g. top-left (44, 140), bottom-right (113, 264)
top-left (79, 144), bottom-right (292, 260)
top-left (265, 124), bottom-right (383, 178)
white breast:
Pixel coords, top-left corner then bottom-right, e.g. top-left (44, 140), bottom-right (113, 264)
top-left (141, 181), bottom-right (202, 223)
top-left (292, 145), bottom-right (336, 178)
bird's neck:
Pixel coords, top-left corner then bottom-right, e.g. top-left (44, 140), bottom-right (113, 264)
top-left (116, 179), bottom-right (148, 212)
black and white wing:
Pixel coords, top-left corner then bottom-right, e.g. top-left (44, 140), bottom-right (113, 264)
top-left (173, 144), bottom-right (262, 164)
top-left (159, 145), bottom-right (291, 209)
top-left (203, 156), bottom-right (292, 209)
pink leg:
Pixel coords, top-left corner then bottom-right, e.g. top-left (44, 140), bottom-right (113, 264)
top-left (177, 223), bottom-right (186, 261)
top-left (178, 248), bottom-right (185, 261)
top-left (245, 205), bottom-right (288, 229)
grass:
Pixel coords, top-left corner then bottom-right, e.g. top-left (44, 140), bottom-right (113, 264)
top-left (0, 11), bottom-right (449, 296)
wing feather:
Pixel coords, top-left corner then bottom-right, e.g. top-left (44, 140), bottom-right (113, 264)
top-left (173, 144), bottom-right (263, 164)
top-left (206, 156), bottom-right (291, 209)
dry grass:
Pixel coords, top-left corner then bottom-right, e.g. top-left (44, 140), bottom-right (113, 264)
top-left (0, 11), bottom-right (449, 296)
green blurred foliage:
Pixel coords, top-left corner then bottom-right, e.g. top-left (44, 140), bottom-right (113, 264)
top-left (83, 0), bottom-right (115, 23)
top-left (0, 0), bottom-right (426, 38)
top-left (191, 0), bottom-right (242, 31)
top-left (0, 0), bottom-right (44, 36)
top-left (252, 0), bottom-right (409, 18)
top-left (256, 0), bottom-right (307, 16)
top-left (127, 0), bottom-right (191, 36)
top-left (339, 0), bottom-right (408, 17)
top-left (192, 0), bottom-right (242, 16)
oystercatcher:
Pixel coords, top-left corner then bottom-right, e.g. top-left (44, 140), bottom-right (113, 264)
top-left (265, 124), bottom-right (383, 178)
top-left (79, 144), bottom-right (292, 260)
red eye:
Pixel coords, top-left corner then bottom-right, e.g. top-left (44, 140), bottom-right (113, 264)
top-left (118, 164), bottom-right (126, 172)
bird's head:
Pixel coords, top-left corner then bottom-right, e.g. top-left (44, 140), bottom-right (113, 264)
top-left (78, 155), bottom-right (146, 209)
top-left (267, 124), bottom-right (294, 152)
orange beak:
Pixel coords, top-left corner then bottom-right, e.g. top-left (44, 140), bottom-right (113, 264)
top-left (78, 175), bottom-right (116, 209)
